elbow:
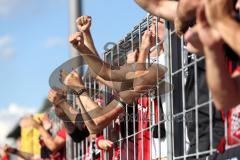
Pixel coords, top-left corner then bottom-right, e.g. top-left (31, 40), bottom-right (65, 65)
top-left (87, 125), bottom-right (102, 134)
top-left (134, 85), bottom-right (150, 93)
top-left (98, 66), bottom-right (112, 81)
top-left (93, 116), bottom-right (107, 126)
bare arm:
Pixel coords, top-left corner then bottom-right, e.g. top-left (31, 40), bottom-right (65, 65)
top-left (204, 0), bottom-right (240, 56)
top-left (69, 32), bottom-right (139, 82)
top-left (204, 45), bottom-right (240, 111)
top-left (77, 92), bottom-right (124, 133)
top-left (89, 68), bottom-right (133, 92)
top-left (76, 16), bottom-right (99, 56)
top-left (76, 16), bottom-right (137, 82)
top-left (214, 16), bottom-right (240, 56)
top-left (49, 89), bottom-right (124, 134)
top-left (197, 4), bottom-right (240, 111)
top-left (6, 147), bottom-right (33, 160)
top-left (133, 30), bottom-right (166, 92)
top-left (134, 0), bottom-right (178, 21)
top-left (36, 125), bottom-right (65, 153)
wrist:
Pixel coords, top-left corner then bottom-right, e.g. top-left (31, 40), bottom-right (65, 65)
top-left (8, 147), bottom-right (17, 154)
top-left (54, 99), bottom-right (66, 108)
top-left (215, 15), bottom-right (231, 30)
top-left (204, 44), bottom-right (224, 59)
top-left (140, 47), bottom-right (149, 55)
top-left (83, 30), bottom-right (91, 35)
top-left (72, 88), bottom-right (87, 97)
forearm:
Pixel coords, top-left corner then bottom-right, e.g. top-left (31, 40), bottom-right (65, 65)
top-left (60, 102), bottom-right (78, 124)
top-left (56, 106), bottom-right (76, 133)
top-left (8, 148), bottom-right (33, 160)
top-left (37, 126), bottom-right (57, 152)
top-left (83, 31), bottom-right (99, 56)
top-left (78, 93), bottom-right (124, 128)
top-left (215, 16), bottom-right (240, 56)
top-left (95, 75), bottom-right (133, 92)
top-left (177, 0), bottom-right (198, 23)
top-left (135, 0), bottom-right (177, 21)
top-left (205, 45), bottom-right (240, 110)
top-left (90, 68), bottom-right (124, 91)
top-left (76, 102), bottom-right (103, 133)
top-left (80, 47), bottom-right (128, 81)
top-left (133, 63), bottom-right (165, 92)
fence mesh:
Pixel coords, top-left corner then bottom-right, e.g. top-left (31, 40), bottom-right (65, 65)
top-left (65, 15), bottom-right (226, 160)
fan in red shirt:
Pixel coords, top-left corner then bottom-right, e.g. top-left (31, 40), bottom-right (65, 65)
top-left (42, 127), bottom-right (66, 160)
top-left (137, 96), bottom-right (165, 160)
top-left (0, 145), bottom-right (9, 160)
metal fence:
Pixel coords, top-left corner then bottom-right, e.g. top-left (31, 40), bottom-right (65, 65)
top-left (65, 15), bottom-right (226, 160)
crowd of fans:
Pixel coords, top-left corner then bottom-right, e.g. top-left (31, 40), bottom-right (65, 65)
top-left (1, 0), bottom-right (240, 159)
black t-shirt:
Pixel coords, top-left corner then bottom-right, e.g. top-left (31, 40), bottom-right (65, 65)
top-left (185, 57), bottom-right (224, 154)
top-left (68, 114), bottom-right (90, 142)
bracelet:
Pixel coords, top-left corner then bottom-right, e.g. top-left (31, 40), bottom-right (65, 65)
top-left (72, 88), bottom-right (87, 96)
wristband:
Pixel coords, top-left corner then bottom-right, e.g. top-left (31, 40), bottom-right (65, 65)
top-left (72, 88), bottom-right (87, 96)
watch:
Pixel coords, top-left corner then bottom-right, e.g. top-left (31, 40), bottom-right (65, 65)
top-left (72, 88), bottom-right (87, 96)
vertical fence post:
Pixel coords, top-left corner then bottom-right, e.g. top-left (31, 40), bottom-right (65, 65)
top-left (164, 21), bottom-right (173, 160)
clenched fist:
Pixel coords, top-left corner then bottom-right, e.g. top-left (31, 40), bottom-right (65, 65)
top-left (76, 16), bottom-right (92, 32)
top-left (69, 32), bottom-right (85, 51)
top-left (48, 89), bottom-right (66, 107)
top-left (60, 69), bottom-right (85, 92)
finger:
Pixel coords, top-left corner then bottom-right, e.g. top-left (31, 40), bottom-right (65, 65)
top-left (134, 48), bottom-right (139, 54)
top-left (69, 35), bottom-right (78, 44)
top-left (143, 30), bottom-right (148, 38)
top-left (87, 16), bottom-right (92, 22)
top-left (79, 17), bottom-right (84, 26)
top-left (60, 69), bottom-right (69, 82)
top-left (83, 16), bottom-right (87, 24)
top-left (69, 32), bottom-right (82, 42)
top-left (76, 17), bottom-right (81, 24)
top-left (80, 17), bottom-right (84, 26)
top-left (106, 140), bottom-right (113, 146)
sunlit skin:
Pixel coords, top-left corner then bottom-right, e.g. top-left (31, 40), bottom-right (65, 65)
top-left (203, 0), bottom-right (240, 56)
top-left (196, 4), bottom-right (240, 111)
top-left (70, 16), bottom-right (166, 93)
top-left (134, 0), bottom-right (178, 21)
top-left (174, 0), bottom-right (203, 36)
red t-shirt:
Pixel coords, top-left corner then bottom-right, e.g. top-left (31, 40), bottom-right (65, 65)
top-left (40, 128), bottom-right (66, 160)
top-left (57, 128), bottom-right (67, 141)
top-left (2, 155), bottom-right (9, 160)
top-left (217, 66), bottom-right (240, 153)
top-left (52, 128), bottom-right (66, 160)
top-left (137, 97), bottom-right (159, 160)
top-left (226, 67), bottom-right (240, 146)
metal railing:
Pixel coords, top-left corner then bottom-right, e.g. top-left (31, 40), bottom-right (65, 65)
top-left (65, 15), bottom-right (225, 160)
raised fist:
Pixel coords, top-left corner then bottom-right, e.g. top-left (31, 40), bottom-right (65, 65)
top-left (76, 16), bottom-right (92, 32)
top-left (60, 69), bottom-right (85, 92)
top-left (69, 32), bottom-right (85, 51)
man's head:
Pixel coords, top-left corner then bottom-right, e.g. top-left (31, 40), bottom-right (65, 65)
top-left (150, 17), bottom-right (165, 44)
